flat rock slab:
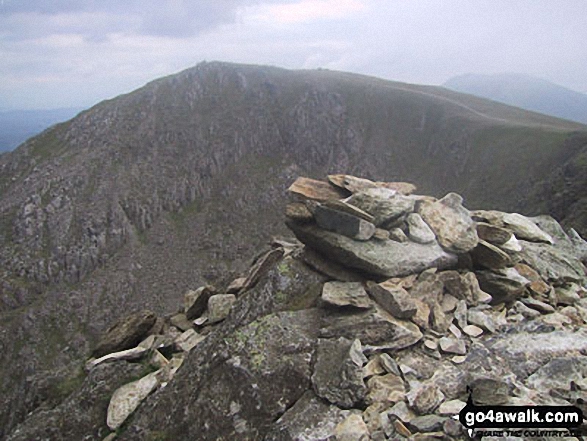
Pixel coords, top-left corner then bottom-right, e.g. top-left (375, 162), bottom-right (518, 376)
top-left (476, 222), bottom-right (512, 245)
top-left (86, 346), bottom-right (149, 370)
top-left (107, 369), bottom-right (161, 430)
top-left (322, 281), bottom-right (372, 309)
top-left (470, 240), bottom-right (512, 270)
top-left (366, 282), bottom-right (417, 319)
top-left (287, 221), bottom-right (457, 278)
top-left (502, 212), bottom-right (554, 244)
top-left (476, 267), bottom-right (530, 305)
top-left (93, 310), bottom-right (157, 358)
top-left (288, 176), bottom-right (348, 201)
top-left (345, 190), bottom-right (415, 228)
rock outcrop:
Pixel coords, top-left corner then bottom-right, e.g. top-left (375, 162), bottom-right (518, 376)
top-left (6, 174), bottom-right (587, 440)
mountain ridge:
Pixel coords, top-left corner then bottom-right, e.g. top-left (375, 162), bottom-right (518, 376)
top-left (0, 61), bottom-right (586, 438)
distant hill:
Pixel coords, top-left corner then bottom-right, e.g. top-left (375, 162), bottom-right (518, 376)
top-left (1, 62), bottom-right (587, 437)
top-left (0, 107), bottom-right (82, 152)
top-left (444, 73), bottom-right (587, 125)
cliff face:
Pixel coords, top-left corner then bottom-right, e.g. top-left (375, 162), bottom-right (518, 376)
top-left (0, 62), bottom-right (586, 437)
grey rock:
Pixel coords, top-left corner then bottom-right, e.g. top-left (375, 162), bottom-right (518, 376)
top-left (241, 247), bottom-right (285, 292)
top-left (406, 213), bottom-right (436, 244)
top-left (518, 240), bottom-right (586, 284)
top-left (345, 189), bottom-right (415, 228)
top-left (469, 377), bottom-right (509, 405)
top-left (287, 221), bottom-right (458, 278)
top-left (301, 247), bottom-right (364, 282)
top-left (454, 300), bottom-right (468, 330)
top-left (430, 302), bottom-right (451, 333)
top-left (442, 271), bottom-right (491, 306)
top-left (288, 176), bottom-right (349, 202)
top-left (184, 285), bottom-right (215, 320)
top-left (519, 296), bottom-right (555, 313)
top-left (389, 227), bottom-right (409, 242)
top-left (315, 204), bottom-right (376, 241)
top-left (470, 240), bottom-right (512, 269)
top-left (266, 391), bottom-right (346, 441)
top-left (312, 337), bottom-right (367, 408)
top-left (93, 310), bottom-right (157, 358)
top-left (467, 309), bottom-right (497, 333)
top-left (365, 281), bottom-right (417, 318)
top-left (438, 337), bottom-right (466, 355)
top-left (501, 212), bottom-right (554, 244)
top-left (107, 369), bottom-right (161, 430)
top-left (322, 199), bottom-right (375, 222)
top-left (379, 353), bottom-right (402, 376)
top-left (365, 373), bottom-right (406, 405)
top-left (334, 414), bottom-right (370, 441)
top-left (174, 329), bottom-right (205, 352)
top-left (437, 399), bottom-right (466, 416)
top-left (409, 415), bottom-right (445, 433)
top-left (526, 357), bottom-right (587, 393)
top-left (406, 382), bottom-right (445, 415)
top-left (513, 301), bottom-right (541, 318)
top-left (555, 283), bottom-right (583, 306)
top-left (476, 222), bottom-right (512, 245)
top-left (207, 294), bottom-right (237, 324)
top-left (169, 313), bottom-right (193, 331)
top-left (320, 306), bottom-right (423, 352)
top-left (388, 400), bottom-right (416, 423)
top-left (226, 277), bottom-right (247, 294)
top-left (328, 174), bottom-right (378, 193)
top-left (418, 193), bottom-right (478, 253)
top-left (476, 267), bottom-right (530, 305)
top-left (498, 234), bottom-right (523, 252)
top-left (86, 346), bottom-right (149, 371)
top-left (285, 202), bottom-right (315, 223)
top-left (322, 281), bottom-right (372, 309)
top-left (462, 324), bottom-right (483, 337)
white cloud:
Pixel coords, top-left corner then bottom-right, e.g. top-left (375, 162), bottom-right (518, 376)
top-left (245, 0), bottom-right (366, 24)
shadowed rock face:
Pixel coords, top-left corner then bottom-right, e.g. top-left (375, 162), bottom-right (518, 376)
top-left (1, 62), bottom-right (587, 437)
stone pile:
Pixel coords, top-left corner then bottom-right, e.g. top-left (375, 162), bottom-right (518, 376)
top-left (83, 174), bottom-right (587, 441)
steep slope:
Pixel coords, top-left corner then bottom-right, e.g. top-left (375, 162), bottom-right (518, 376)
top-left (0, 61), bottom-right (586, 437)
top-left (444, 73), bottom-right (587, 125)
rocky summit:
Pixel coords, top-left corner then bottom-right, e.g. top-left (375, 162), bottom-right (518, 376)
top-left (5, 174), bottom-right (587, 441)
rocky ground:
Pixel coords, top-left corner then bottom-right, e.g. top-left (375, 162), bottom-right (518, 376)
top-left (6, 174), bottom-right (587, 441)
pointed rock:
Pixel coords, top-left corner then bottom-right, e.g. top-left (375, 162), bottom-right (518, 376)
top-left (226, 277), bottom-right (247, 294)
top-left (502, 212), bottom-right (554, 244)
top-left (288, 176), bottom-right (349, 201)
top-left (185, 285), bottom-right (215, 320)
top-left (418, 193), bottom-right (478, 253)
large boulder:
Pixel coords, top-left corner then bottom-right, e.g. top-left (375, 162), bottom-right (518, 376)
top-left (93, 310), bottom-right (157, 358)
top-left (418, 193), bottom-right (479, 253)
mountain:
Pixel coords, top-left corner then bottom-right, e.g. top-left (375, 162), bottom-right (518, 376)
top-left (444, 73), bottom-right (587, 125)
top-left (0, 108), bottom-right (83, 153)
top-left (0, 61), bottom-right (587, 438)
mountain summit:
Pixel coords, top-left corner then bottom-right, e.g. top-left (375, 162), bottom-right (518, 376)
top-left (0, 62), bottom-right (586, 437)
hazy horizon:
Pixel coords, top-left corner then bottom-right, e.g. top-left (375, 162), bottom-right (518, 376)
top-left (1, 0), bottom-right (586, 110)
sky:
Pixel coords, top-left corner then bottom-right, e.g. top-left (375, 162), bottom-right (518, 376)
top-left (1, 0), bottom-right (586, 110)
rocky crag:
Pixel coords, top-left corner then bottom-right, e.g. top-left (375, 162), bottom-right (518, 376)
top-left (6, 174), bottom-right (587, 441)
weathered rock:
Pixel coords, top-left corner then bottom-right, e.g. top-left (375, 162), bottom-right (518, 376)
top-left (207, 294), bottom-right (237, 324)
top-left (437, 399), bottom-right (466, 416)
top-left (406, 383), bottom-right (445, 415)
top-left (266, 391), bottom-right (346, 441)
top-left (320, 306), bottom-right (423, 352)
top-left (241, 247), bottom-right (285, 292)
top-left (301, 247), bottom-right (364, 282)
top-left (323, 199), bottom-right (375, 222)
top-left (365, 282), bottom-right (417, 318)
top-left (288, 176), bottom-right (349, 201)
top-left (334, 414), bottom-right (370, 441)
top-left (438, 337), bottom-right (466, 355)
top-left (388, 227), bottom-right (409, 243)
top-left (93, 310), bottom-right (157, 358)
top-left (363, 357), bottom-right (385, 378)
top-left (388, 400), bottom-right (416, 423)
top-left (453, 300), bottom-right (468, 329)
top-left (411, 298), bottom-right (431, 329)
top-left (312, 338), bottom-right (367, 408)
top-left (430, 302), bottom-right (451, 333)
top-left (375, 181), bottom-right (417, 195)
top-left (406, 213), bottom-right (436, 244)
top-left (365, 374), bottom-right (405, 405)
top-left (287, 221), bottom-right (458, 278)
top-left (501, 212), bottom-right (554, 244)
top-left (170, 313), bottom-right (193, 331)
top-left (408, 415), bottom-right (445, 433)
top-left (418, 193), bottom-right (478, 253)
top-left (467, 309), bottom-right (497, 333)
top-left (519, 241), bottom-right (586, 284)
top-left (328, 174), bottom-right (377, 193)
top-left (107, 369), bottom-right (161, 430)
top-left (322, 281), bottom-right (372, 309)
top-left (462, 324), bottom-right (483, 337)
top-left (441, 294), bottom-right (459, 313)
top-left (498, 234), bottom-right (523, 252)
top-left (86, 346), bottom-right (149, 371)
top-left (441, 271), bottom-right (491, 306)
top-left (184, 285), bottom-right (215, 320)
top-left (519, 296), bottom-right (555, 313)
top-left (174, 329), bottom-right (205, 352)
top-left (226, 277), bottom-right (247, 294)
top-left (525, 357), bottom-right (587, 393)
top-left (378, 353), bottom-right (402, 376)
top-left (285, 202), bottom-right (314, 223)
top-left (315, 204), bottom-right (376, 241)
top-left (476, 222), bottom-right (512, 245)
top-left (345, 190), bottom-right (415, 228)
top-left (469, 377), bottom-right (509, 405)
top-left (470, 240), bottom-right (512, 269)
top-left (555, 283), bottom-right (583, 306)
top-left (476, 267), bottom-right (530, 304)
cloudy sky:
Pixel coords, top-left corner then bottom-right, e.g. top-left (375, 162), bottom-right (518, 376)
top-left (1, 0), bottom-right (586, 110)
